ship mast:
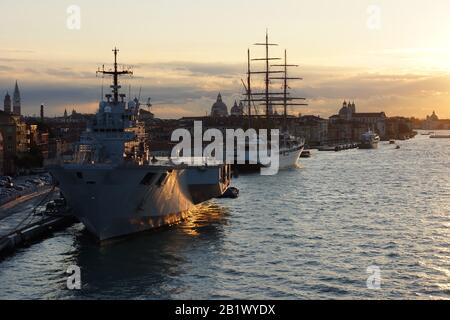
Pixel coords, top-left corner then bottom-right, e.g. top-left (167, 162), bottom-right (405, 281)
top-left (96, 48), bottom-right (133, 104)
top-left (247, 49), bottom-right (252, 126)
top-left (271, 50), bottom-right (307, 132)
top-left (253, 30), bottom-right (282, 125)
top-left (240, 32), bottom-right (307, 130)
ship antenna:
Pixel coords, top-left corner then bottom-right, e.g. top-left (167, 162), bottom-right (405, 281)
top-left (96, 47), bottom-right (133, 104)
top-left (101, 71), bottom-right (104, 100)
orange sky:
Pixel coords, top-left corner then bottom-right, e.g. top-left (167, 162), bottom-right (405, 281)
top-left (1, 0), bottom-right (450, 119)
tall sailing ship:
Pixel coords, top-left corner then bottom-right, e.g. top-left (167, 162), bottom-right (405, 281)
top-left (232, 32), bottom-right (306, 172)
top-left (48, 49), bottom-right (231, 241)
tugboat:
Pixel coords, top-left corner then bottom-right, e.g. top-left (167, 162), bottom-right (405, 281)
top-left (358, 129), bottom-right (380, 149)
top-left (48, 49), bottom-right (231, 241)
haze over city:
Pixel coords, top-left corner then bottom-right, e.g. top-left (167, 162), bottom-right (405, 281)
top-left (1, 0), bottom-right (450, 118)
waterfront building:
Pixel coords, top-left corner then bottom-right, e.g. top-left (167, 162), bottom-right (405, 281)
top-left (0, 111), bottom-right (19, 175)
top-left (422, 111), bottom-right (450, 130)
top-left (329, 101), bottom-right (387, 140)
top-left (292, 115), bottom-right (329, 147)
top-left (3, 92), bottom-right (11, 114)
top-left (15, 120), bottom-right (29, 153)
top-left (386, 117), bottom-right (414, 140)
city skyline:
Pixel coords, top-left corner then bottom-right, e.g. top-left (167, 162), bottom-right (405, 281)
top-left (1, 0), bottom-right (450, 118)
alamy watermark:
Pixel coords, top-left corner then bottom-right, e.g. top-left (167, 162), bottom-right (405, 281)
top-left (66, 265), bottom-right (81, 290)
top-left (171, 121), bottom-right (280, 176)
top-left (66, 5), bottom-right (81, 30)
top-left (367, 4), bottom-right (382, 30)
top-left (366, 265), bottom-right (382, 290)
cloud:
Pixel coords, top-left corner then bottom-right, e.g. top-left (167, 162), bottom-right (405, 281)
top-left (136, 61), bottom-right (244, 77)
top-left (0, 65), bottom-right (13, 72)
top-left (1, 57), bottom-right (450, 119)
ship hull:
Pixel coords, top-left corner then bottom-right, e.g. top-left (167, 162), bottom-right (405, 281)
top-left (232, 145), bottom-right (304, 174)
top-left (358, 142), bottom-right (379, 149)
top-left (49, 164), bottom-right (230, 240)
top-left (278, 146), bottom-right (304, 169)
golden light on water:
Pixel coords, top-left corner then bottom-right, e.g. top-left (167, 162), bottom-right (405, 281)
top-left (179, 203), bottom-right (229, 237)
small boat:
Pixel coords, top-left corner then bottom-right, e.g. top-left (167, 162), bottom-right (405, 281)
top-left (318, 145), bottom-right (338, 152)
top-left (396, 145), bottom-right (401, 149)
top-left (300, 150), bottom-right (311, 158)
top-left (430, 134), bottom-right (450, 139)
top-left (218, 187), bottom-right (239, 199)
top-left (389, 140), bottom-right (396, 145)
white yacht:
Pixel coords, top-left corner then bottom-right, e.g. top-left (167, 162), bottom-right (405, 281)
top-left (48, 49), bottom-right (231, 240)
top-left (359, 129), bottom-right (380, 149)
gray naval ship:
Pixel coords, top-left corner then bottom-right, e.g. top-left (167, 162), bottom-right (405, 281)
top-left (49, 49), bottom-right (231, 240)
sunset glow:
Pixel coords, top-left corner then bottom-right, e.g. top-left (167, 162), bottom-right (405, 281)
top-left (1, 0), bottom-right (450, 118)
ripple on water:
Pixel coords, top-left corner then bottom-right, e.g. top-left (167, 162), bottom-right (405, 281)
top-left (0, 134), bottom-right (449, 299)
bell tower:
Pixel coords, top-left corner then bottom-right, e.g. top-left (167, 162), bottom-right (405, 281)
top-left (3, 92), bottom-right (11, 113)
top-left (13, 81), bottom-right (21, 116)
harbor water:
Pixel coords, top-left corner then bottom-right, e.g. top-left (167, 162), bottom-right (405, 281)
top-left (0, 133), bottom-right (449, 299)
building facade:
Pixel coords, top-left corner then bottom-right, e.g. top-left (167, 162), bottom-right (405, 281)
top-left (329, 101), bottom-right (387, 140)
top-left (0, 111), bottom-right (18, 175)
top-left (3, 92), bottom-right (11, 114)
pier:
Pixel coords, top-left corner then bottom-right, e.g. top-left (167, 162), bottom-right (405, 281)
top-left (0, 188), bottom-right (76, 259)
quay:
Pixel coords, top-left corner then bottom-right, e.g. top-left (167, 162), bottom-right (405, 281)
top-left (0, 214), bottom-right (76, 258)
top-left (0, 188), bottom-right (76, 259)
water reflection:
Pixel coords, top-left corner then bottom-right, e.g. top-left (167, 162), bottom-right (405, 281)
top-left (1, 133), bottom-right (449, 299)
top-left (67, 203), bottom-right (230, 299)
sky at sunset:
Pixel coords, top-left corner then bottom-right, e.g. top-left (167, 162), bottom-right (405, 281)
top-left (1, 0), bottom-right (450, 119)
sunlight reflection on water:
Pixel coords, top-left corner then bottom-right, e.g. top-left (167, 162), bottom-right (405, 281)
top-left (0, 133), bottom-right (449, 299)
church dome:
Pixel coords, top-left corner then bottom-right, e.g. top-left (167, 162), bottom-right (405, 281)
top-left (339, 100), bottom-right (353, 120)
top-left (211, 93), bottom-right (228, 117)
top-left (230, 100), bottom-right (243, 116)
top-left (429, 111), bottom-right (439, 121)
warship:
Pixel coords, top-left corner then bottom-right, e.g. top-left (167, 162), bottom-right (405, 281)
top-left (48, 49), bottom-right (231, 240)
